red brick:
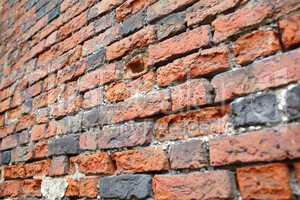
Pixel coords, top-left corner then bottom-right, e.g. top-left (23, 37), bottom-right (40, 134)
top-left (49, 156), bottom-right (69, 176)
top-left (0, 98), bottom-right (11, 113)
top-left (294, 163), bottom-right (300, 184)
top-left (88, 0), bottom-right (124, 20)
top-left (212, 48), bottom-right (300, 102)
top-left (32, 88), bottom-right (61, 109)
top-left (16, 114), bottom-right (36, 132)
top-left (147, 0), bottom-right (197, 22)
top-left (31, 124), bottom-right (46, 141)
top-left (279, 13), bottom-right (300, 49)
top-left (212, 1), bottom-right (273, 42)
top-left (0, 125), bottom-right (15, 139)
top-left (82, 87), bottom-right (103, 109)
top-left (106, 71), bottom-right (155, 102)
top-left (153, 171), bottom-right (234, 200)
top-left (25, 82), bottom-right (42, 97)
top-left (124, 54), bottom-right (149, 79)
top-left (271, 0), bottom-right (300, 19)
top-left (0, 114), bottom-right (4, 127)
top-left (155, 106), bottom-right (229, 141)
top-left (113, 146), bottom-right (169, 173)
top-left (82, 25), bottom-right (121, 56)
top-left (112, 89), bottom-right (171, 123)
top-left (78, 63), bottom-right (118, 92)
top-left (79, 131), bottom-right (98, 150)
top-left (24, 160), bottom-right (51, 178)
top-left (70, 153), bottom-right (114, 175)
top-left (0, 181), bottom-right (22, 198)
top-left (237, 163), bottom-right (292, 200)
top-left (57, 60), bottom-right (87, 84)
top-left (66, 177), bottom-right (99, 198)
top-left (99, 121), bottom-right (153, 149)
top-left (157, 46), bottom-right (229, 87)
top-left (32, 141), bottom-right (48, 159)
top-left (43, 73), bottom-right (57, 92)
top-left (170, 79), bottom-right (213, 112)
top-left (209, 122), bottom-right (300, 166)
top-left (106, 26), bottom-right (156, 61)
top-left (58, 12), bottom-right (87, 40)
top-left (116, 0), bottom-right (156, 22)
top-left (169, 140), bottom-right (207, 170)
top-left (50, 95), bottom-right (82, 118)
top-left (148, 26), bottom-right (210, 66)
top-left (233, 30), bottom-right (281, 65)
top-left (186, 0), bottom-right (241, 27)
top-left (22, 179), bottom-right (42, 197)
top-left (7, 107), bottom-right (22, 122)
top-left (1, 134), bottom-right (18, 150)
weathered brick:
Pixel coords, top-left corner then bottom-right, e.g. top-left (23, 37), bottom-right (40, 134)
top-left (153, 171), bottom-right (234, 200)
top-left (285, 85), bottom-right (300, 120)
top-left (213, 1), bottom-right (273, 42)
top-left (79, 131), bottom-right (98, 150)
top-left (271, 0), bottom-right (300, 19)
top-left (49, 156), bottom-right (69, 176)
top-left (147, 0), bottom-right (197, 22)
top-left (99, 174), bottom-right (152, 199)
top-left (56, 60), bottom-right (87, 84)
top-left (279, 13), bottom-right (300, 49)
top-left (121, 10), bottom-right (145, 36)
top-left (22, 179), bottom-right (42, 197)
top-left (1, 134), bottom-right (18, 150)
top-left (106, 26), bottom-right (156, 61)
top-left (0, 180), bottom-right (22, 198)
top-left (83, 25), bottom-right (121, 56)
top-left (16, 114), bottom-right (36, 132)
top-left (209, 122), bottom-right (300, 166)
top-left (155, 106), bottom-right (229, 141)
top-left (231, 93), bottom-right (282, 127)
top-left (82, 87), bottom-right (103, 109)
top-left (106, 71), bottom-right (155, 102)
top-left (66, 177), bottom-right (99, 198)
top-left (148, 25), bottom-right (210, 66)
top-left (31, 124), bottom-right (47, 141)
top-left (237, 163), bottom-right (292, 200)
top-left (1, 150), bottom-right (11, 165)
top-left (116, 0), bottom-right (156, 22)
top-left (157, 46), bottom-right (229, 87)
top-left (212, 48), bottom-right (300, 102)
top-left (88, 0), bottom-right (124, 20)
top-left (156, 12), bottom-right (185, 41)
top-left (11, 146), bottom-right (32, 163)
top-left (0, 125), bottom-right (15, 139)
top-left (70, 152), bottom-right (114, 175)
top-left (82, 107), bottom-right (100, 128)
top-left (113, 146), bottom-right (169, 173)
top-left (50, 95), bottom-right (82, 118)
top-left (233, 30), bottom-right (281, 65)
top-left (32, 141), bottom-right (48, 159)
top-left (87, 49), bottom-right (106, 70)
top-left (94, 11), bottom-right (115, 34)
top-left (48, 135), bottom-right (79, 156)
top-left (58, 12), bottom-right (87, 40)
top-left (99, 121), bottom-right (153, 149)
top-left (169, 140), bottom-right (207, 170)
top-left (112, 89), bottom-right (171, 123)
top-left (78, 63), bottom-right (118, 92)
top-left (186, 0), bottom-right (241, 27)
top-left (295, 163), bottom-right (300, 184)
top-left (0, 98), bottom-right (11, 113)
top-left (171, 79), bottom-right (213, 111)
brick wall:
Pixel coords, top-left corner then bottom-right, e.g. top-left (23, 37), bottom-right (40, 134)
top-left (0, 0), bottom-right (300, 199)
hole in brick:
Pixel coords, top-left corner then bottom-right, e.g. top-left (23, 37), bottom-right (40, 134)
top-left (126, 58), bottom-right (145, 74)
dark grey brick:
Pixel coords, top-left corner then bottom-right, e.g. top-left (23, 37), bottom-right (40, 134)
top-left (231, 93), bottom-right (281, 127)
top-left (121, 11), bottom-right (145, 37)
top-left (25, 0), bottom-right (38, 11)
top-left (2, 151), bottom-right (11, 165)
top-left (82, 108), bottom-right (99, 128)
top-left (156, 12), bottom-right (186, 41)
top-left (87, 48), bottom-right (105, 70)
top-left (99, 174), bottom-right (152, 199)
top-left (48, 6), bottom-right (60, 23)
top-left (286, 85), bottom-right (300, 120)
top-left (48, 135), bottom-right (79, 156)
top-left (94, 12), bottom-right (115, 34)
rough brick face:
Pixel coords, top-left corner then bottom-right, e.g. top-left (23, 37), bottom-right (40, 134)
top-left (153, 171), bottom-right (234, 200)
top-left (210, 123), bottom-right (300, 166)
top-left (2, 0), bottom-right (300, 199)
top-left (237, 163), bottom-right (292, 200)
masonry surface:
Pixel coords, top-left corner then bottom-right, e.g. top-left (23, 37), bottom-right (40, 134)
top-left (0, 0), bottom-right (300, 199)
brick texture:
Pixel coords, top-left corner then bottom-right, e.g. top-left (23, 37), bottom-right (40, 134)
top-left (1, 0), bottom-right (300, 199)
